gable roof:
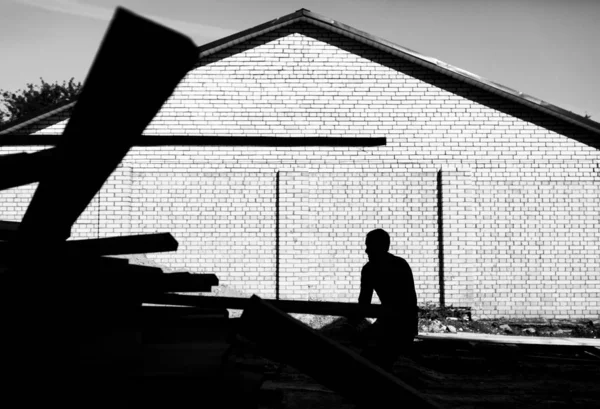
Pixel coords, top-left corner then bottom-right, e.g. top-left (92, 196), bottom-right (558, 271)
top-left (2, 8), bottom-right (599, 137)
top-left (198, 8), bottom-right (600, 136)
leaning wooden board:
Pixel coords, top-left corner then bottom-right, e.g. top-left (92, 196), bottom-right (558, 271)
top-left (237, 295), bottom-right (442, 408)
top-left (15, 7), bottom-right (198, 247)
top-left (142, 293), bottom-right (411, 318)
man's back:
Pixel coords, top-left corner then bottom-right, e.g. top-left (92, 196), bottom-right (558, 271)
top-left (360, 253), bottom-right (417, 310)
top-left (359, 252), bottom-right (418, 337)
top-left (357, 229), bottom-right (418, 369)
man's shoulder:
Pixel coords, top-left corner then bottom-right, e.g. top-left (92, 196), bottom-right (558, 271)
top-left (387, 253), bottom-right (407, 263)
top-left (388, 253), bottom-right (411, 268)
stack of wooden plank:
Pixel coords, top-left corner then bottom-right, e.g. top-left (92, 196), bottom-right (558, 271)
top-left (0, 8), bottom-right (242, 409)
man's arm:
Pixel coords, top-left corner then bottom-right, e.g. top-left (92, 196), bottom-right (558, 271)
top-left (358, 265), bottom-right (374, 306)
top-left (347, 265), bottom-right (373, 325)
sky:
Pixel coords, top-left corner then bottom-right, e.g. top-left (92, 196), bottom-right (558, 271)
top-left (1, 0), bottom-right (599, 120)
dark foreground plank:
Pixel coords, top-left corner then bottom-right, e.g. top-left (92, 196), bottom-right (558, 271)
top-left (0, 232), bottom-right (178, 257)
top-left (1, 135), bottom-right (387, 147)
top-left (0, 148), bottom-right (57, 191)
top-left (238, 295), bottom-right (442, 408)
top-left (64, 233), bottom-right (178, 256)
top-left (0, 220), bottom-right (20, 240)
top-left (139, 272), bottom-right (218, 294)
top-left (155, 272), bottom-right (219, 292)
top-left (15, 7), bottom-right (198, 246)
top-left (143, 293), bottom-right (395, 318)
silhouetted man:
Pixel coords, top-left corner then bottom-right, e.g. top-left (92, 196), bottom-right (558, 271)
top-left (356, 229), bottom-right (418, 371)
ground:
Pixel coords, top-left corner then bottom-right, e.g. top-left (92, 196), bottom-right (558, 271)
top-left (289, 306), bottom-right (600, 339)
top-left (248, 313), bottom-right (600, 409)
top-left (140, 281), bottom-right (600, 408)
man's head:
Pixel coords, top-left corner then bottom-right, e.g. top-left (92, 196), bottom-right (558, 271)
top-left (365, 229), bottom-right (390, 261)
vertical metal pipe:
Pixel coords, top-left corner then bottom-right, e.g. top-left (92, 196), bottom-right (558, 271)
top-left (97, 188), bottom-right (101, 238)
top-left (276, 171), bottom-right (280, 300)
top-left (437, 169), bottom-right (445, 307)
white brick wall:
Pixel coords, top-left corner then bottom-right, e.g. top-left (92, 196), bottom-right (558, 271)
top-left (129, 169), bottom-right (276, 298)
top-left (2, 22), bottom-right (599, 319)
top-left (280, 171), bottom-right (439, 303)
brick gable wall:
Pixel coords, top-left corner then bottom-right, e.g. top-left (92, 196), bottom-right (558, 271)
top-left (1, 22), bottom-right (598, 319)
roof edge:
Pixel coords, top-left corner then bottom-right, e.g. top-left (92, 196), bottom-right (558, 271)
top-left (0, 99), bottom-right (77, 135)
top-left (3, 10), bottom-right (598, 137)
top-left (196, 9), bottom-right (600, 136)
top-left (197, 9), bottom-right (309, 56)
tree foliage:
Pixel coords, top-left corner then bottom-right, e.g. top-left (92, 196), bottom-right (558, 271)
top-left (0, 77), bottom-right (82, 126)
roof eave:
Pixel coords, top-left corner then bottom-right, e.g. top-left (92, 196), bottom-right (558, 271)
top-left (197, 8), bottom-right (309, 58)
top-left (0, 100), bottom-right (77, 135)
top-left (197, 9), bottom-right (600, 136)
top-left (3, 10), bottom-right (598, 137)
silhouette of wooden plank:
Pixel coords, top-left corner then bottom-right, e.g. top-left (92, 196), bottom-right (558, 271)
top-left (238, 295), bottom-right (442, 408)
top-left (142, 293), bottom-right (390, 318)
top-left (0, 135), bottom-right (387, 147)
top-left (138, 272), bottom-right (218, 294)
top-left (156, 272), bottom-right (218, 292)
top-left (0, 220), bottom-right (20, 241)
top-left (64, 233), bottom-right (178, 256)
top-left (0, 258), bottom-right (212, 293)
top-left (132, 136), bottom-right (384, 147)
top-left (0, 258), bottom-right (214, 296)
top-left (16, 7), bottom-right (198, 247)
top-left (74, 255), bottom-right (131, 269)
top-left (140, 305), bottom-right (227, 319)
top-left (0, 148), bottom-right (57, 191)
top-left (73, 265), bottom-right (216, 293)
top-left (1, 231), bottom-right (177, 256)
top-left (0, 254), bottom-right (132, 269)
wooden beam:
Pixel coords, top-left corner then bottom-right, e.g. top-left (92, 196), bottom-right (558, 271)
top-left (0, 148), bottom-right (56, 191)
top-left (1, 258), bottom-right (217, 294)
top-left (140, 305), bottom-right (227, 317)
top-left (0, 232), bottom-right (178, 256)
top-left (238, 295), bottom-right (442, 408)
top-left (15, 7), bottom-right (198, 249)
top-left (138, 272), bottom-right (218, 294)
top-left (0, 220), bottom-right (20, 241)
top-left (0, 254), bottom-right (131, 269)
top-left (155, 272), bottom-right (218, 292)
top-left (142, 293), bottom-right (392, 318)
top-left (0, 135), bottom-right (386, 147)
top-left (64, 233), bottom-right (178, 256)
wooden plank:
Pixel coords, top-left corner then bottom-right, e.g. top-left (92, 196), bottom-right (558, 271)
top-left (238, 295), bottom-right (442, 408)
top-left (140, 305), bottom-right (227, 317)
top-left (583, 347), bottom-right (600, 360)
top-left (0, 256), bottom-right (179, 284)
top-left (142, 293), bottom-right (393, 318)
top-left (64, 233), bottom-right (178, 256)
top-left (0, 232), bottom-right (178, 257)
top-left (155, 272), bottom-right (218, 292)
top-left (0, 135), bottom-right (386, 147)
top-left (0, 220), bottom-right (20, 240)
top-left (0, 148), bottom-right (57, 191)
top-left (138, 272), bottom-right (217, 294)
top-left (0, 254), bottom-right (131, 269)
top-left (15, 7), bottom-right (198, 249)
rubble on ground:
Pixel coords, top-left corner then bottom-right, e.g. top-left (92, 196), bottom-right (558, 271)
top-left (417, 306), bottom-right (599, 338)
